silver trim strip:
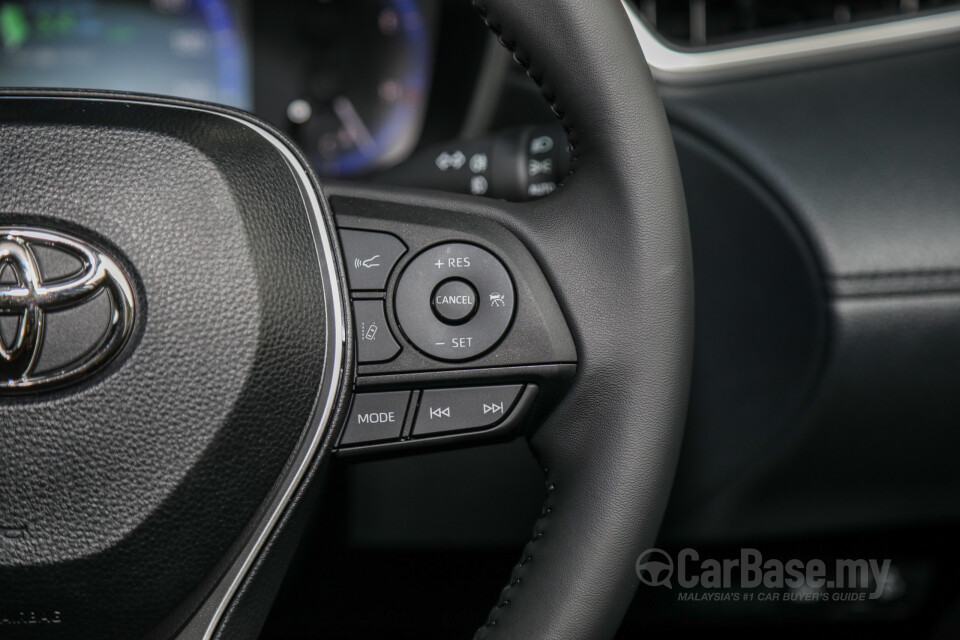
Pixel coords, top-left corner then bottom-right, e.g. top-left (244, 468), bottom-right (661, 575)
top-left (623, 2), bottom-right (960, 83)
top-left (1, 95), bottom-right (347, 640)
top-left (195, 113), bottom-right (346, 640)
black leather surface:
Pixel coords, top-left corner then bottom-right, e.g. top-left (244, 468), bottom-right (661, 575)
top-left (666, 293), bottom-right (960, 541)
top-left (663, 129), bottom-right (828, 519)
top-left (0, 96), bottom-right (330, 639)
top-left (661, 43), bottom-right (960, 281)
top-left (466, 1), bottom-right (693, 637)
top-left (644, 41), bottom-right (960, 542)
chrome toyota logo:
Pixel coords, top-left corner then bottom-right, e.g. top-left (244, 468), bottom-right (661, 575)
top-left (0, 227), bottom-right (135, 390)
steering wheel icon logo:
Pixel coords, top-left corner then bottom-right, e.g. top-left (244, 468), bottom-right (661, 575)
top-left (635, 548), bottom-right (674, 588)
top-left (0, 227), bottom-right (135, 390)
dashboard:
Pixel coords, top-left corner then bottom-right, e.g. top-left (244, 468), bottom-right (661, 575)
top-left (0, 0), bottom-right (452, 176)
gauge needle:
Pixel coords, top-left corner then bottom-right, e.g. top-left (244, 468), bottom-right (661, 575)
top-left (332, 96), bottom-right (378, 158)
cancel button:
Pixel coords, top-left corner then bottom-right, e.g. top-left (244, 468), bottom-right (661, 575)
top-left (431, 278), bottom-right (479, 325)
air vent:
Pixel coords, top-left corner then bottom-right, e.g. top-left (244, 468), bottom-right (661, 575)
top-left (635, 0), bottom-right (960, 48)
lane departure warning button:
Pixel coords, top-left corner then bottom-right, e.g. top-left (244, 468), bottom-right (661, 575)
top-left (339, 229), bottom-right (406, 291)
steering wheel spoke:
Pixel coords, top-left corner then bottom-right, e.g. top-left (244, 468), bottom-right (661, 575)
top-left (324, 183), bottom-right (576, 457)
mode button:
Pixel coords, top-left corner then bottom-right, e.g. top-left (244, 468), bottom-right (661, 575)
top-left (340, 391), bottom-right (411, 446)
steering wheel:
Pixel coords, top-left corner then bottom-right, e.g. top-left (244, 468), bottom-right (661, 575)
top-left (0, 0), bottom-right (692, 638)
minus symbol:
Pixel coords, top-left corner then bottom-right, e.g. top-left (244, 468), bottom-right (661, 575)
top-left (435, 342), bottom-right (445, 345)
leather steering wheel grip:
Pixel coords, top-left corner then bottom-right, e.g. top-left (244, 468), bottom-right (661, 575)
top-left (469, 1), bottom-right (693, 638)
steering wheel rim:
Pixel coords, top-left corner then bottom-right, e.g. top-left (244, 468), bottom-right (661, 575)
top-left (0, 1), bottom-right (691, 638)
top-left (270, 0), bottom-right (692, 636)
top-left (463, 1), bottom-right (694, 635)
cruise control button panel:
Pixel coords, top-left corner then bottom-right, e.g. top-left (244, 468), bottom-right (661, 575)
top-left (339, 228), bottom-right (406, 291)
top-left (395, 243), bottom-right (515, 361)
top-left (331, 198), bottom-right (577, 456)
top-left (414, 385), bottom-right (523, 437)
top-left (340, 391), bottom-right (411, 446)
top-left (353, 300), bottom-right (401, 363)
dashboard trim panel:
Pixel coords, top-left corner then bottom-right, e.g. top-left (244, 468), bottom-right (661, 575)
top-left (623, 2), bottom-right (960, 83)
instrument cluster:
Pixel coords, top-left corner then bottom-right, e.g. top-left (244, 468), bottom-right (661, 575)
top-left (0, 0), bottom-right (437, 176)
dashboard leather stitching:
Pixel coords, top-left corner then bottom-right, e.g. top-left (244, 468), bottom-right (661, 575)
top-left (835, 268), bottom-right (960, 279)
top-left (470, 1), bottom-right (578, 179)
top-left (833, 270), bottom-right (960, 297)
top-left (830, 271), bottom-right (960, 297)
top-left (667, 121), bottom-right (960, 296)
